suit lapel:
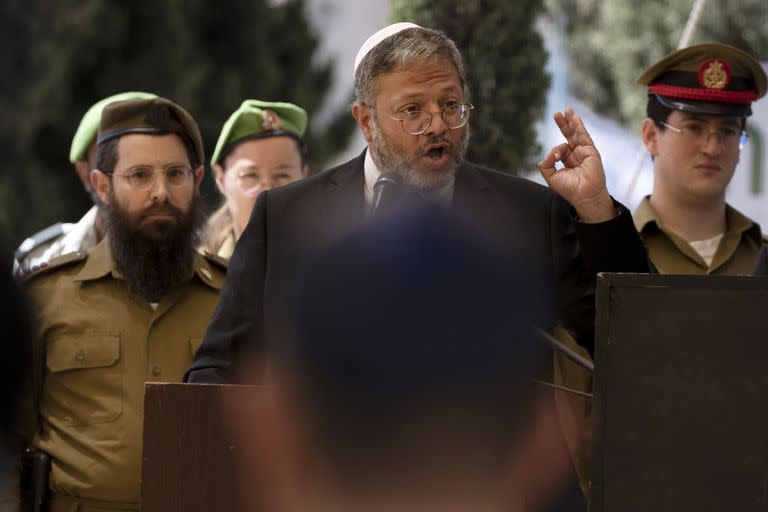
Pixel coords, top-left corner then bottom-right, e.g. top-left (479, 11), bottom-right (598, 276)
top-left (453, 162), bottom-right (492, 214)
top-left (320, 149), bottom-right (368, 236)
top-left (318, 156), bottom-right (495, 232)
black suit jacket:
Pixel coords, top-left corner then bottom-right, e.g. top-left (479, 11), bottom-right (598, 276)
top-left (186, 150), bottom-right (650, 384)
top-left (753, 245), bottom-right (768, 274)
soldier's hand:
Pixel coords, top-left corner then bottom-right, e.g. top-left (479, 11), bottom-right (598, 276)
top-left (538, 108), bottom-right (616, 223)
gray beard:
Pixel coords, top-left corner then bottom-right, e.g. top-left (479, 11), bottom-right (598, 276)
top-left (369, 119), bottom-right (469, 192)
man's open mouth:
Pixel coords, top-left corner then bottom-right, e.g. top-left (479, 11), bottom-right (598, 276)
top-left (425, 144), bottom-right (449, 159)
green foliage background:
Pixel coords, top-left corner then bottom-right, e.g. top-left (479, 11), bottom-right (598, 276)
top-left (551, 0), bottom-right (768, 129)
top-left (390, 0), bottom-right (551, 176)
top-left (0, 0), bottom-right (355, 252)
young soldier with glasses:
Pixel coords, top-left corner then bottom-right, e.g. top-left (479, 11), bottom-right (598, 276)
top-left (635, 43), bottom-right (767, 275)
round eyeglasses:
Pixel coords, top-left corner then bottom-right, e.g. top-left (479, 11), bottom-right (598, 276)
top-left (110, 165), bottom-right (194, 191)
top-left (660, 121), bottom-right (749, 151)
top-left (234, 169), bottom-right (297, 190)
top-left (387, 103), bottom-right (474, 135)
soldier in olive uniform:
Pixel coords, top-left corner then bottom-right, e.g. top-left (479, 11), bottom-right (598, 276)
top-left (201, 99), bottom-right (309, 259)
top-left (635, 43), bottom-right (767, 274)
top-left (14, 91), bottom-right (157, 277)
top-left (21, 97), bottom-right (225, 511)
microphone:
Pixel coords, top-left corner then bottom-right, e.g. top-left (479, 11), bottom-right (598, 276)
top-left (370, 172), bottom-right (405, 214)
top-left (537, 328), bottom-right (594, 373)
top-left (535, 328), bottom-right (594, 399)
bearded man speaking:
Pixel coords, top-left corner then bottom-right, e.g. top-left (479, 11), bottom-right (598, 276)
top-left (19, 97), bottom-right (226, 511)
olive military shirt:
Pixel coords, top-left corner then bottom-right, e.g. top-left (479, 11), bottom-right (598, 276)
top-left (23, 237), bottom-right (225, 506)
top-left (634, 196), bottom-right (763, 275)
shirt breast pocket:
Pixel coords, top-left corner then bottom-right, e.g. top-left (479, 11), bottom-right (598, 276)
top-left (44, 332), bottom-right (123, 426)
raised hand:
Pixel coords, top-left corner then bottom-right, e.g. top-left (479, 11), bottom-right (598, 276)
top-left (538, 108), bottom-right (616, 223)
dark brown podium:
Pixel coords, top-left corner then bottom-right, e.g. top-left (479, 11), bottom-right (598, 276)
top-left (592, 274), bottom-right (768, 512)
top-left (141, 383), bottom-right (254, 512)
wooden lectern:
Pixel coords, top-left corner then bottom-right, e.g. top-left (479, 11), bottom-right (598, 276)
top-left (141, 383), bottom-right (255, 512)
top-left (592, 274), bottom-right (768, 512)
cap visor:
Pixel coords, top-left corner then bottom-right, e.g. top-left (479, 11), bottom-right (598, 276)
top-left (654, 94), bottom-right (752, 117)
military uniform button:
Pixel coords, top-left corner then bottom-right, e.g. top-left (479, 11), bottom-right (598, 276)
top-left (75, 350), bottom-right (86, 361)
top-left (152, 366), bottom-right (161, 376)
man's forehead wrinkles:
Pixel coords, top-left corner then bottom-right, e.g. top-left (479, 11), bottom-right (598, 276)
top-left (387, 80), bottom-right (462, 104)
top-left (392, 88), bottom-right (460, 103)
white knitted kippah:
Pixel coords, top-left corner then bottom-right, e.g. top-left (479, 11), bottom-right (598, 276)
top-left (353, 22), bottom-right (422, 77)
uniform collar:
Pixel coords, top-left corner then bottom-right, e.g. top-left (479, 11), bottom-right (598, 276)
top-left (215, 231), bottom-right (236, 260)
top-left (633, 196), bottom-right (659, 233)
top-left (73, 237), bottom-right (117, 282)
top-left (725, 203), bottom-right (762, 241)
top-left (634, 195), bottom-right (761, 242)
top-left (74, 236), bottom-right (223, 290)
top-left (193, 252), bottom-right (224, 290)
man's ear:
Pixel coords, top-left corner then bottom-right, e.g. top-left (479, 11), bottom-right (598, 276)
top-left (352, 102), bottom-right (374, 143)
top-left (300, 164), bottom-right (309, 178)
top-left (212, 164), bottom-right (227, 195)
top-left (642, 118), bottom-right (660, 157)
top-left (74, 160), bottom-right (92, 193)
top-left (90, 169), bottom-right (112, 205)
top-left (192, 165), bottom-right (205, 189)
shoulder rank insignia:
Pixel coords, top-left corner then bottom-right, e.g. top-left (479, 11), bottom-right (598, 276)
top-left (22, 251), bottom-right (87, 281)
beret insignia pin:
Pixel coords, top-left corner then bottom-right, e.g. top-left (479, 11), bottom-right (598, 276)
top-left (699, 59), bottom-right (731, 90)
top-left (261, 109), bottom-right (283, 132)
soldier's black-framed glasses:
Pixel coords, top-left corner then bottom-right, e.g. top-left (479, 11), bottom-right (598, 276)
top-left (387, 103), bottom-right (474, 135)
top-left (109, 165), bottom-right (194, 191)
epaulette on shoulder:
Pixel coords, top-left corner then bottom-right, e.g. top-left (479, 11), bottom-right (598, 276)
top-left (14, 222), bottom-right (67, 261)
top-left (202, 251), bottom-right (229, 271)
top-left (21, 251), bottom-right (87, 281)
top-left (762, 234), bottom-right (768, 244)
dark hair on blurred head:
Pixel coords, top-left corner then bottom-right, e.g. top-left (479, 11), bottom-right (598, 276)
top-left (278, 205), bottom-right (552, 495)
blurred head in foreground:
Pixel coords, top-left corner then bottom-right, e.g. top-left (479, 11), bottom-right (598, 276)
top-left (227, 206), bottom-right (571, 512)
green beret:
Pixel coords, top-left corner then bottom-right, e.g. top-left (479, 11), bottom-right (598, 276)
top-left (97, 97), bottom-right (205, 166)
top-left (69, 91), bottom-right (157, 163)
top-left (211, 99), bottom-right (308, 168)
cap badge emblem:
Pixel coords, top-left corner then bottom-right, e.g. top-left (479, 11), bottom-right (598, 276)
top-left (698, 59), bottom-right (731, 90)
top-left (261, 109), bottom-right (283, 132)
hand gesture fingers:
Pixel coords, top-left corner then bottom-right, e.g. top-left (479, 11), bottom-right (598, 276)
top-left (555, 107), bottom-right (595, 150)
top-left (538, 142), bottom-right (571, 183)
